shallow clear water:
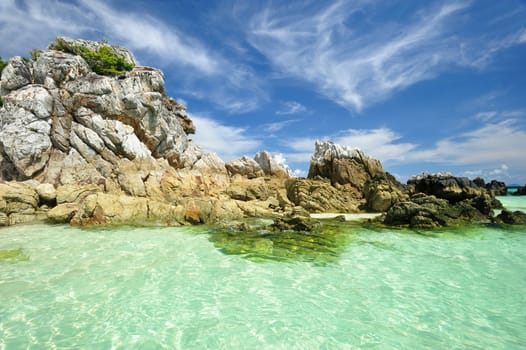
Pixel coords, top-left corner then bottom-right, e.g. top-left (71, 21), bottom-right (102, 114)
top-left (498, 195), bottom-right (526, 212)
top-left (1, 203), bottom-right (526, 349)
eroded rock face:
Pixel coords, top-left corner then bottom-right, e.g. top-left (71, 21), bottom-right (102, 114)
top-left (308, 141), bottom-right (384, 190)
top-left (286, 178), bottom-right (361, 213)
top-left (254, 151), bottom-right (290, 178)
top-left (0, 56), bottom-right (33, 93)
top-left (364, 173), bottom-right (408, 212)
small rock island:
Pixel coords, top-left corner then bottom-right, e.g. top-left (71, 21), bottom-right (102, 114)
top-left (0, 37), bottom-right (522, 229)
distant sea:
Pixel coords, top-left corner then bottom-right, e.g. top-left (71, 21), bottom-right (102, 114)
top-left (1, 196), bottom-right (525, 348)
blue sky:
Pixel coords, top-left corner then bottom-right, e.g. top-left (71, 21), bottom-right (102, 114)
top-left (1, 0), bottom-right (525, 183)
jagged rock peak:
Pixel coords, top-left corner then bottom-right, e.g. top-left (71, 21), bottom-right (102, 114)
top-left (254, 151), bottom-right (291, 178)
top-left (225, 151), bottom-right (292, 179)
top-left (307, 140), bottom-right (384, 188)
top-left (310, 140), bottom-right (364, 164)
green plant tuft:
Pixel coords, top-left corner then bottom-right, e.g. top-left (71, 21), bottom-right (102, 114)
top-left (49, 37), bottom-right (134, 76)
top-left (0, 56), bottom-right (7, 75)
top-left (79, 45), bottom-right (134, 76)
top-left (29, 48), bottom-right (42, 61)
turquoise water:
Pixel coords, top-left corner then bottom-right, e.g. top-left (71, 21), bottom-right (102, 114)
top-left (498, 195), bottom-right (526, 212)
top-left (1, 199), bottom-right (525, 349)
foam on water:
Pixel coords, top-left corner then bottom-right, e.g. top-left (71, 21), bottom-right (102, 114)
top-left (1, 207), bottom-right (526, 348)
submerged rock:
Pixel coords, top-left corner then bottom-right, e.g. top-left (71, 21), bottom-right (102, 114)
top-left (270, 214), bottom-right (320, 232)
top-left (496, 210), bottom-right (526, 225)
top-left (208, 221), bottom-right (352, 264)
top-left (0, 248), bottom-right (30, 262)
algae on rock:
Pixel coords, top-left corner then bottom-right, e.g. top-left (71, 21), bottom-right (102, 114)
top-left (208, 222), bottom-right (353, 264)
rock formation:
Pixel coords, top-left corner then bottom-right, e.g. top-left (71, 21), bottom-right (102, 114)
top-left (496, 210), bottom-right (526, 225)
top-left (363, 173), bottom-right (408, 212)
top-left (226, 151), bottom-right (290, 179)
top-left (485, 180), bottom-right (507, 196)
top-left (254, 151), bottom-right (291, 178)
top-left (1, 37), bottom-right (203, 185)
top-left (383, 173), bottom-right (503, 228)
top-left (294, 140), bottom-right (406, 212)
top-left (512, 185), bottom-right (526, 196)
top-left (308, 141), bottom-right (384, 189)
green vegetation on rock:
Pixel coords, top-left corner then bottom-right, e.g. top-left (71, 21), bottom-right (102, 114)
top-left (50, 37), bottom-right (134, 76)
top-left (0, 55), bottom-right (6, 105)
top-left (0, 248), bottom-right (30, 262)
top-left (0, 55), bottom-right (7, 74)
top-left (29, 48), bottom-right (42, 61)
top-left (78, 45), bottom-right (134, 75)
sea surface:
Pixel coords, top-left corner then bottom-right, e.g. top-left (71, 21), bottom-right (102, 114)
top-left (1, 196), bottom-right (525, 349)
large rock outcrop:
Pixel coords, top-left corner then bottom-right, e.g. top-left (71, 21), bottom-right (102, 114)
top-left (0, 36), bottom-right (204, 187)
top-left (383, 173), bottom-right (504, 228)
top-left (407, 173), bottom-right (489, 203)
top-left (363, 173), bottom-right (408, 212)
top-left (2, 38), bottom-right (515, 229)
top-left (485, 179), bottom-right (507, 196)
top-left (0, 37), bottom-right (237, 226)
top-left (287, 140), bottom-right (406, 212)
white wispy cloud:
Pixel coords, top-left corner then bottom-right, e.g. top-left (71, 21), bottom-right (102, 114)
top-left (409, 119), bottom-right (526, 168)
top-left (190, 114), bottom-right (261, 161)
top-left (276, 101), bottom-right (306, 115)
top-left (79, 0), bottom-right (218, 74)
top-left (284, 127), bottom-right (417, 163)
top-left (474, 109), bottom-right (526, 122)
top-left (264, 118), bottom-right (300, 133)
top-left (282, 117), bottom-right (526, 177)
top-left (0, 0), bottom-right (266, 114)
top-left (463, 164), bottom-right (510, 181)
top-left (247, 1), bottom-right (526, 112)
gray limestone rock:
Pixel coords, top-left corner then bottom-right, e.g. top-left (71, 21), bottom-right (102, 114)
top-left (34, 50), bottom-right (90, 88)
top-left (0, 104), bottom-right (52, 178)
top-left (0, 56), bottom-right (33, 93)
